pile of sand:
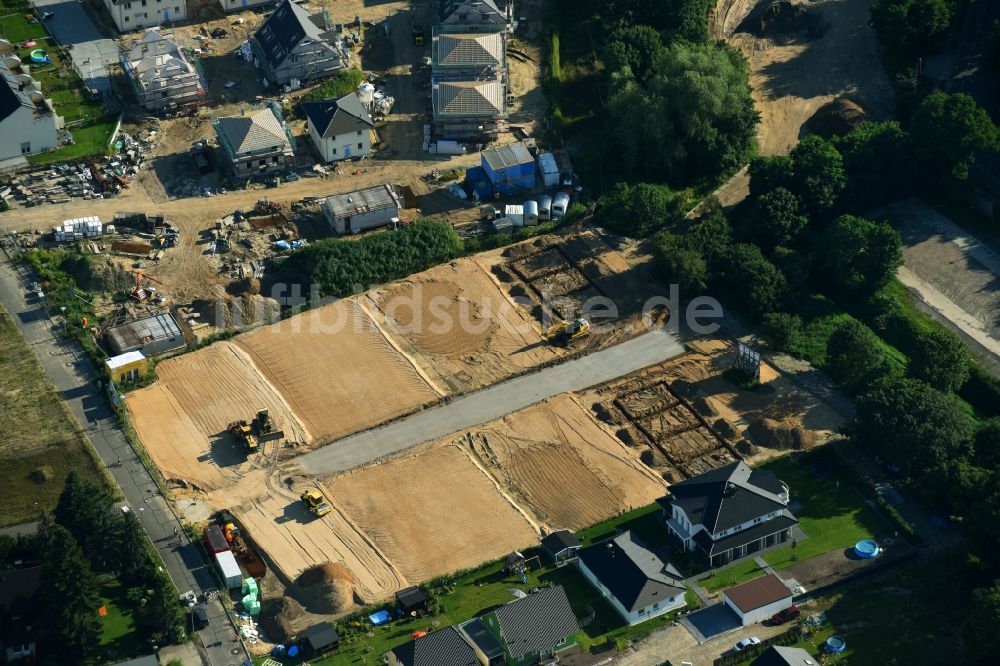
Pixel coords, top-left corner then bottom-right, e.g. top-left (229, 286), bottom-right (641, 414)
top-left (803, 98), bottom-right (871, 139)
top-left (290, 563), bottom-right (358, 614)
top-left (258, 597), bottom-right (306, 644)
top-left (746, 417), bottom-right (816, 450)
top-left (737, 1), bottom-right (829, 43)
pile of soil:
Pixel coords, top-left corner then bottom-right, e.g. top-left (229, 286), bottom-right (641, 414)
top-left (737, 1), bottom-right (829, 43)
top-left (746, 417), bottom-right (816, 450)
top-left (290, 563), bottom-right (358, 614)
top-left (258, 596), bottom-right (306, 644)
top-left (803, 98), bottom-right (871, 139)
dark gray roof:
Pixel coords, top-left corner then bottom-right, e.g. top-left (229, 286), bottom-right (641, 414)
top-left (541, 529), bottom-right (580, 557)
top-left (0, 62), bottom-right (38, 123)
top-left (460, 618), bottom-right (505, 659)
top-left (660, 461), bottom-right (790, 533)
top-left (214, 108), bottom-right (291, 156)
top-left (253, 0), bottom-right (325, 69)
top-left (302, 92), bottom-right (374, 139)
top-left (396, 586), bottom-right (429, 610)
top-left (493, 586), bottom-right (579, 660)
top-left (578, 531), bottom-right (685, 613)
top-left (302, 622), bottom-right (339, 650)
top-left (751, 645), bottom-right (818, 666)
top-left (391, 626), bottom-right (479, 666)
top-left (692, 514), bottom-right (798, 556)
top-left (0, 566), bottom-right (43, 612)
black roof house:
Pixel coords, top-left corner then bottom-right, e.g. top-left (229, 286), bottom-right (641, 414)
top-left (395, 586), bottom-right (430, 614)
top-left (302, 93), bottom-right (374, 139)
top-left (578, 531), bottom-right (685, 615)
top-left (253, 0), bottom-right (326, 71)
top-left (541, 529), bottom-right (581, 562)
top-left (658, 461), bottom-right (798, 566)
top-left (391, 626), bottom-right (480, 666)
top-left (751, 645), bottom-right (818, 665)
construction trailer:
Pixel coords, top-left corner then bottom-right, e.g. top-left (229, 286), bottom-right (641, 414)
top-left (203, 525), bottom-right (230, 554)
top-left (214, 550), bottom-right (243, 590)
top-left (321, 184), bottom-right (401, 235)
top-left (104, 350), bottom-right (147, 383)
top-left (105, 312), bottom-right (184, 356)
top-left (481, 142), bottom-right (535, 196)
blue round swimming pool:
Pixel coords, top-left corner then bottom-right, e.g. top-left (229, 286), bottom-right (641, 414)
top-left (825, 636), bottom-right (847, 653)
top-left (854, 539), bottom-right (881, 559)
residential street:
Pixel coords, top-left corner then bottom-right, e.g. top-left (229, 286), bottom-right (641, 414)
top-left (297, 328), bottom-right (686, 475)
top-left (0, 250), bottom-right (246, 666)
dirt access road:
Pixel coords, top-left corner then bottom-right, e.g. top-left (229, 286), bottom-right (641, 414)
top-left (296, 327), bottom-right (686, 476)
top-left (716, 0), bottom-right (893, 155)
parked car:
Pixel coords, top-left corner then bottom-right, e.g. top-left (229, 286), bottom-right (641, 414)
top-left (770, 605), bottom-right (801, 625)
top-left (192, 605), bottom-right (209, 629)
top-left (733, 637), bottom-right (761, 652)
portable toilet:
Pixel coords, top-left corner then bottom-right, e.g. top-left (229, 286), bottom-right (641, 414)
top-left (537, 194), bottom-right (552, 221)
top-left (523, 200), bottom-right (539, 226)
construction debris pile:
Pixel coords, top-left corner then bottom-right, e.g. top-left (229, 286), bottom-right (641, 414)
top-left (1, 128), bottom-right (157, 208)
top-left (209, 198), bottom-right (304, 280)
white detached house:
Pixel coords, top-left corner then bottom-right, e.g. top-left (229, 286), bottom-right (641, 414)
top-left (302, 92), bottom-right (374, 163)
top-left (657, 461), bottom-right (798, 569)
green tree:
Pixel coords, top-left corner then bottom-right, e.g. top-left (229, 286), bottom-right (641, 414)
top-left (854, 377), bottom-right (973, 475)
top-left (871, 0), bottom-right (952, 59)
top-left (716, 243), bottom-right (786, 318)
top-left (595, 182), bottom-right (686, 238)
top-left (910, 92), bottom-right (1000, 188)
top-left (770, 246), bottom-right (812, 298)
top-left (908, 327), bottom-right (970, 392)
top-left (687, 205), bottom-right (735, 267)
top-left (607, 41), bottom-right (758, 184)
top-left (833, 121), bottom-right (913, 208)
top-left (825, 318), bottom-right (895, 390)
top-left (974, 418), bottom-right (1000, 469)
top-left (748, 155), bottom-right (793, 198)
top-left (651, 232), bottom-right (707, 293)
top-left (604, 25), bottom-right (665, 84)
top-left (965, 582), bottom-right (1000, 663)
top-left (816, 215), bottom-right (902, 296)
top-left (761, 312), bottom-right (802, 352)
top-left (741, 187), bottom-right (808, 251)
top-left (54, 471), bottom-right (116, 572)
top-left (115, 510), bottom-right (149, 584)
top-left (789, 135), bottom-right (846, 218)
top-left (37, 524), bottom-right (102, 663)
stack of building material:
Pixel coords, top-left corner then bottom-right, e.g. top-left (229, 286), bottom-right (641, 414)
top-left (53, 216), bottom-right (102, 242)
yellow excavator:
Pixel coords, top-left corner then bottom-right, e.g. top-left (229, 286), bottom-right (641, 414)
top-left (228, 420), bottom-right (258, 454)
top-left (300, 489), bottom-right (333, 517)
top-left (544, 318), bottom-right (591, 346)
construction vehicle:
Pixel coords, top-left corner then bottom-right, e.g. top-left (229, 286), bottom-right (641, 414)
top-left (543, 318), bottom-right (591, 346)
top-left (215, 510), bottom-right (267, 578)
top-left (300, 489), bottom-right (333, 517)
top-left (129, 271), bottom-right (163, 301)
top-left (228, 419), bottom-right (258, 454)
top-left (252, 409), bottom-right (285, 442)
top-left (411, 23), bottom-right (425, 45)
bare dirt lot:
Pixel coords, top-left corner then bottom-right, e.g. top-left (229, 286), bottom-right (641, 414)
top-left (324, 442), bottom-right (540, 585)
top-left (462, 393), bottom-right (668, 530)
top-left (716, 0), bottom-right (893, 155)
top-left (234, 299), bottom-right (443, 441)
top-left (127, 341), bottom-right (307, 490)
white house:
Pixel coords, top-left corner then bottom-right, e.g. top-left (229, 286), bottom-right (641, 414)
top-left (576, 530), bottom-right (687, 626)
top-left (302, 92), bottom-right (375, 163)
top-left (321, 183), bottom-right (400, 235)
top-left (122, 30), bottom-right (204, 112)
top-left (0, 57), bottom-right (61, 161)
top-left (658, 461), bottom-right (798, 568)
top-left (722, 573), bottom-right (794, 626)
top-left (101, 0), bottom-right (187, 32)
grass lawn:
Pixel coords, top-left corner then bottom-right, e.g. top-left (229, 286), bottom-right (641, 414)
top-left (27, 118), bottom-right (116, 166)
top-left (98, 580), bottom-right (144, 662)
top-left (576, 502), bottom-right (667, 548)
top-left (0, 304), bottom-right (104, 527)
top-left (698, 454), bottom-right (889, 592)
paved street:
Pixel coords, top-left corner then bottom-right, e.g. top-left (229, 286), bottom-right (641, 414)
top-left (0, 251), bottom-right (245, 666)
top-left (29, 0), bottom-right (119, 96)
top-left (297, 328), bottom-right (686, 475)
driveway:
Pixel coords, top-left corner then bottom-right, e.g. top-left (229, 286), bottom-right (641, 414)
top-left (296, 328), bottom-right (686, 475)
top-left (29, 0), bottom-right (119, 96)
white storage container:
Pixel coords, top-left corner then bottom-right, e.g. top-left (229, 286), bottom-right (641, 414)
top-left (214, 550), bottom-right (243, 590)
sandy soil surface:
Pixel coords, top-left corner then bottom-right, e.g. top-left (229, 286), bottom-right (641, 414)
top-left (127, 341), bottom-right (306, 490)
top-left (235, 299), bottom-right (442, 441)
top-left (367, 256), bottom-right (563, 392)
top-left (717, 0), bottom-right (893, 155)
top-left (227, 475), bottom-right (407, 601)
top-left (325, 442), bottom-right (539, 585)
top-left (462, 394), bottom-right (668, 530)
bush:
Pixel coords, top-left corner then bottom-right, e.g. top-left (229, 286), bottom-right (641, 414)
top-left (761, 312), bottom-right (802, 352)
top-left (907, 326), bottom-right (970, 393)
top-left (595, 182), bottom-right (686, 238)
top-left (273, 221), bottom-right (463, 298)
top-left (302, 69), bottom-right (367, 102)
top-left (825, 318), bottom-right (896, 390)
top-left (960, 365), bottom-right (1000, 418)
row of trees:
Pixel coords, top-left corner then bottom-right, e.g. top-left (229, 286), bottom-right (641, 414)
top-left (0, 473), bottom-right (185, 664)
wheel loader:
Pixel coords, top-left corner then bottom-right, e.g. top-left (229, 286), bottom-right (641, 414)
top-left (543, 318), bottom-right (591, 346)
top-left (228, 420), bottom-right (258, 454)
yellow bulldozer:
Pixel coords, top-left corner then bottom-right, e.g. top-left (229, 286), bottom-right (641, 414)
top-left (543, 318), bottom-right (591, 346)
top-left (228, 420), bottom-right (258, 454)
top-left (300, 489), bottom-right (333, 517)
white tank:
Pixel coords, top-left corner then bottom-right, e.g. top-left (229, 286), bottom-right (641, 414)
top-left (357, 82), bottom-right (375, 107)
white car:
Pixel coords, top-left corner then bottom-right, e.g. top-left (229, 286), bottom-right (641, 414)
top-left (734, 637), bottom-right (761, 652)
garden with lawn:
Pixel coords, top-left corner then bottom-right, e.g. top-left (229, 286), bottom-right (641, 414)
top-left (0, 1), bottom-right (116, 164)
top-left (699, 452), bottom-right (891, 593)
top-left (98, 580), bottom-right (144, 663)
